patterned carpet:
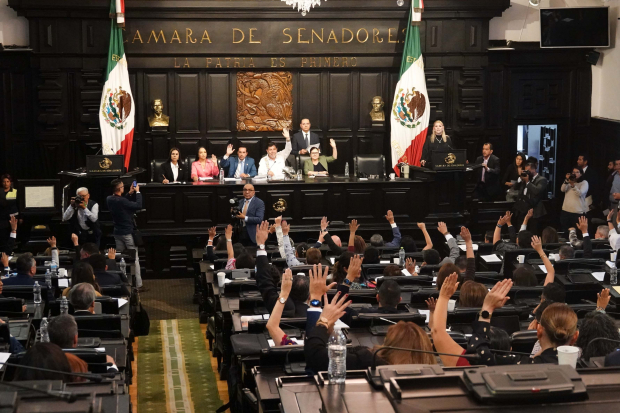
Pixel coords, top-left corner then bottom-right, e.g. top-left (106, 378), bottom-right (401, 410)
top-left (131, 278), bottom-right (227, 412)
top-left (136, 319), bottom-right (225, 412)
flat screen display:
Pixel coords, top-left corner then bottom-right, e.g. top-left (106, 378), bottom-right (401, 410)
top-left (540, 7), bottom-right (609, 48)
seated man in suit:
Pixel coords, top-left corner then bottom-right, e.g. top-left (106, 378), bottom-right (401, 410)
top-left (290, 118), bottom-right (320, 155)
top-left (257, 134), bottom-right (292, 179)
top-left (3, 253), bottom-right (35, 286)
top-left (220, 144), bottom-right (257, 178)
top-left (48, 314), bottom-right (118, 370)
top-left (86, 254), bottom-right (131, 296)
top-left (157, 147), bottom-right (187, 183)
top-left (234, 184), bottom-right (265, 246)
top-left (69, 283), bottom-right (96, 315)
top-left (473, 143), bottom-right (501, 201)
top-left (357, 279), bottom-right (405, 314)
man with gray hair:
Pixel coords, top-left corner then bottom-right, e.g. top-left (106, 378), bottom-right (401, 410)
top-left (3, 252), bottom-right (35, 286)
top-left (62, 186), bottom-right (101, 246)
top-left (369, 210), bottom-right (402, 248)
top-left (69, 283), bottom-right (96, 315)
top-left (48, 314), bottom-right (79, 348)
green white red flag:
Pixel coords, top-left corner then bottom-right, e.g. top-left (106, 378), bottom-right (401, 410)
top-left (390, 0), bottom-right (429, 175)
top-left (99, 0), bottom-right (134, 169)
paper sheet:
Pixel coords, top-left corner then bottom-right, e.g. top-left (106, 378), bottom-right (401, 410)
top-left (0, 353), bottom-right (10, 365)
top-left (592, 272), bottom-right (606, 282)
top-left (539, 265), bottom-right (548, 274)
top-left (268, 339), bottom-right (303, 347)
top-left (481, 254), bottom-right (502, 263)
top-left (25, 186), bottom-right (55, 208)
top-left (380, 260), bottom-right (390, 264)
top-left (614, 286), bottom-right (620, 295)
top-left (334, 320), bottom-right (349, 329)
top-left (418, 310), bottom-right (430, 324)
top-left (199, 177), bottom-right (213, 181)
top-left (58, 279), bottom-right (69, 288)
top-left (118, 298), bottom-right (129, 308)
top-left (458, 244), bottom-right (479, 251)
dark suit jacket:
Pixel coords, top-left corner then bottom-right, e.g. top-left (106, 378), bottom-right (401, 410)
top-left (157, 161), bottom-right (187, 183)
top-left (2, 273), bottom-right (35, 286)
top-left (219, 156), bottom-right (257, 178)
top-left (241, 197), bottom-right (265, 243)
top-left (94, 270), bottom-right (131, 296)
top-left (291, 131), bottom-right (320, 155)
top-left (73, 310), bottom-right (94, 316)
top-left (255, 254), bottom-right (307, 318)
top-left (518, 174), bottom-right (548, 218)
top-left (475, 154), bottom-right (502, 196)
top-left (582, 166), bottom-right (599, 204)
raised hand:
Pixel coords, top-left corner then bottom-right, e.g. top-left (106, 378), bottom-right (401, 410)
top-left (330, 139), bottom-right (336, 148)
top-left (504, 211), bottom-right (513, 226)
top-left (346, 254), bottom-right (363, 282)
top-left (482, 279), bottom-right (513, 313)
top-left (439, 273), bottom-right (459, 299)
top-left (274, 216), bottom-right (283, 227)
top-left (225, 224), bottom-right (233, 240)
top-left (460, 226), bottom-right (472, 243)
top-left (226, 144), bottom-right (235, 157)
top-left (309, 264), bottom-right (336, 301)
top-left (108, 248), bottom-right (116, 260)
top-left (281, 220), bottom-right (290, 236)
top-left (385, 210), bottom-right (395, 225)
top-left (255, 221), bottom-right (270, 245)
top-left (349, 219), bottom-right (360, 233)
top-left (71, 233), bottom-right (79, 246)
top-left (525, 208), bottom-right (534, 221)
top-left (531, 235), bottom-right (543, 254)
top-left (320, 291), bottom-right (352, 329)
top-left (405, 257), bottom-right (417, 275)
top-left (208, 226), bottom-right (217, 240)
top-left (425, 297), bottom-right (437, 312)
top-left (437, 221), bottom-right (448, 235)
top-left (9, 216), bottom-right (17, 232)
top-left (417, 222), bottom-right (426, 230)
top-left (577, 216), bottom-right (588, 234)
top-left (282, 127), bottom-right (290, 140)
top-left (211, 154), bottom-right (218, 164)
top-left (597, 288), bottom-right (611, 310)
top-left (47, 236), bottom-right (57, 248)
top-left (320, 216), bottom-right (329, 231)
top-left (281, 269), bottom-right (293, 299)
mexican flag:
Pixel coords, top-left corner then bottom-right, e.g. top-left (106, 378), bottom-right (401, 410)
top-left (99, 0), bottom-right (134, 170)
top-left (390, 0), bottom-right (430, 175)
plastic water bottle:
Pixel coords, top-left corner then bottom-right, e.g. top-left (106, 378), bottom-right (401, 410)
top-left (219, 168), bottom-right (225, 183)
top-left (344, 162), bottom-right (349, 177)
top-left (399, 247), bottom-right (406, 268)
top-left (40, 317), bottom-right (49, 343)
top-left (33, 281), bottom-right (42, 304)
top-left (50, 260), bottom-right (58, 276)
top-left (120, 258), bottom-right (127, 276)
top-left (60, 296), bottom-right (69, 315)
top-left (44, 269), bottom-right (52, 289)
top-left (327, 326), bottom-right (347, 384)
top-left (611, 263), bottom-right (618, 285)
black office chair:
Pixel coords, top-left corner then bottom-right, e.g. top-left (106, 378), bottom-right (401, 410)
top-left (74, 314), bottom-right (123, 338)
top-left (185, 155), bottom-right (197, 169)
top-left (150, 159), bottom-right (167, 182)
top-left (298, 154), bottom-right (310, 172)
top-left (354, 155), bottom-right (386, 178)
top-left (510, 330), bottom-right (538, 354)
top-left (286, 154), bottom-right (298, 171)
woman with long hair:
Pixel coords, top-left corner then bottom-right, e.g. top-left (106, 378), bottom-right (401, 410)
top-left (63, 261), bottom-right (102, 297)
top-left (420, 120), bottom-right (454, 167)
top-left (191, 147), bottom-right (219, 182)
top-left (502, 153), bottom-right (526, 201)
top-left (158, 147), bottom-right (187, 183)
top-left (560, 166), bottom-right (588, 234)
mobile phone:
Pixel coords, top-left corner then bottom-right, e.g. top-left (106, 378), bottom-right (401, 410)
top-left (132, 180), bottom-right (137, 187)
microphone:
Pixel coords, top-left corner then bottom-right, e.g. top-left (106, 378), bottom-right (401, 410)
top-left (0, 380), bottom-right (77, 402)
top-left (0, 361), bottom-right (117, 383)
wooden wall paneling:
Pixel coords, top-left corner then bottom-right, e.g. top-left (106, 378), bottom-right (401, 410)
top-left (176, 139), bottom-right (202, 165)
top-left (575, 67), bottom-right (592, 127)
top-left (82, 20), bottom-right (110, 55)
top-left (207, 138), bottom-right (232, 163)
top-left (464, 20), bottom-right (483, 53)
top-left (442, 20), bottom-right (465, 53)
top-left (9, 73), bottom-right (28, 136)
top-left (296, 188), bottom-right (328, 223)
top-left (175, 73), bottom-right (201, 133)
top-left (236, 138), bottom-right (263, 161)
top-left (486, 68), bottom-right (505, 129)
top-left (79, 70), bottom-right (104, 135)
top-left (264, 189), bottom-right (295, 222)
top-left (324, 134), bottom-right (352, 174)
top-left (382, 185), bottom-right (414, 222)
top-left (327, 72), bottom-right (353, 132)
top-left (37, 71), bottom-right (66, 135)
top-left (183, 190), bottom-right (215, 226)
top-left (425, 69), bottom-right (446, 124)
top-left (207, 73), bottom-right (231, 133)
top-left (297, 72), bottom-right (322, 131)
top-left (456, 69), bottom-right (485, 130)
top-left (426, 20), bottom-right (443, 53)
top-left (512, 71), bottom-right (568, 119)
top-left (358, 72), bottom-right (382, 131)
top-left (345, 186), bottom-right (376, 220)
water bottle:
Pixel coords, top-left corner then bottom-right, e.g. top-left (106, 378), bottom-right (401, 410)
top-left (219, 168), bottom-right (225, 183)
top-left (45, 269), bottom-right (52, 288)
top-left (120, 258), bottom-right (127, 276)
top-left (327, 326), bottom-right (347, 384)
top-left (60, 296), bottom-right (69, 315)
top-left (33, 281), bottom-right (42, 304)
top-left (399, 247), bottom-right (406, 268)
top-left (40, 317), bottom-right (49, 343)
top-left (344, 162), bottom-right (349, 177)
top-left (50, 260), bottom-right (58, 276)
top-left (611, 263), bottom-right (618, 285)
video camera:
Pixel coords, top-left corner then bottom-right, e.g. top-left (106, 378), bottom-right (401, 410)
top-left (229, 198), bottom-right (241, 220)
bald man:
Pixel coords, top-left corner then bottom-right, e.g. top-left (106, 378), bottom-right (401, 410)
top-left (235, 184), bottom-right (265, 246)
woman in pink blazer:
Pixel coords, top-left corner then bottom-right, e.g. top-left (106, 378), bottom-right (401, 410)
top-left (191, 147), bottom-right (219, 181)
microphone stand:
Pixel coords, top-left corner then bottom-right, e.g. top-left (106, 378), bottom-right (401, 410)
top-left (0, 361), bottom-right (116, 383)
top-left (0, 380), bottom-right (77, 402)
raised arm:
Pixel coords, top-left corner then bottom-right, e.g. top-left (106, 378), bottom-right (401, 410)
top-left (224, 225), bottom-right (235, 270)
top-left (493, 214), bottom-right (508, 245)
top-left (329, 139), bottom-right (338, 160)
top-left (438, 222), bottom-right (459, 263)
top-left (521, 208), bottom-right (533, 232)
top-left (274, 216), bottom-right (286, 258)
top-left (460, 227), bottom-right (476, 283)
top-left (347, 220), bottom-right (359, 252)
top-left (266, 269), bottom-right (293, 346)
top-left (531, 236), bottom-right (554, 286)
top-left (384, 210), bottom-right (402, 248)
top-left (204, 227), bottom-right (218, 262)
top-left (430, 273), bottom-right (465, 367)
top-left (281, 220), bottom-right (302, 267)
top-left (504, 211), bottom-right (516, 243)
top-left (577, 216), bottom-right (592, 258)
top-left (417, 222), bottom-right (433, 250)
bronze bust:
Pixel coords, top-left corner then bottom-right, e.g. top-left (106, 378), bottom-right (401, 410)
top-left (148, 99), bottom-right (169, 127)
top-left (370, 96), bottom-right (385, 122)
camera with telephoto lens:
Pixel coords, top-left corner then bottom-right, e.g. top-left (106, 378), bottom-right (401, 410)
top-left (520, 170), bottom-right (532, 180)
top-left (73, 194), bottom-right (85, 209)
top-left (569, 173), bottom-right (577, 181)
top-left (230, 198), bottom-right (241, 220)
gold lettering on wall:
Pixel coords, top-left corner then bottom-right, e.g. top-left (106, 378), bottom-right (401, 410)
top-left (132, 30), bottom-right (143, 43)
top-left (388, 28), bottom-right (398, 43)
top-left (206, 58), bottom-right (212, 68)
top-left (282, 28), bottom-right (293, 44)
top-left (148, 30), bottom-right (167, 43)
top-left (312, 29), bottom-right (324, 43)
top-left (373, 28), bottom-right (383, 43)
top-left (298, 28), bottom-right (309, 44)
top-left (327, 30), bottom-right (338, 43)
top-left (356, 28), bottom-right (369, 43)
top-left (186, 28), bottom-right (197, 44)
top-left (170, 30), bottom-right (182, 43)
top-left (201, 30), bottom-right (212, 43)
top-left (342, 28), bottom-right (354, 44)
top-left (249, 28), bottom-right (261, 44)
top-left (183, 58), bottom-right (190, 68)
top-left (233, 29), bottom-right (245, 44)
top-left (175, 57), bottom-right (180, 68)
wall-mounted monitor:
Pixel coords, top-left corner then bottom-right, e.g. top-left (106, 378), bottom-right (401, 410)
top-left (540, 7), bottom-right (610, 49)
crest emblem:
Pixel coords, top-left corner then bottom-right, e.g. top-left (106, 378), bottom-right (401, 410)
top-left (273, 198), bottom-right (287, 213)
top-left (445, 153), bottom-right (456, 164)
top-left (392, 87), bottom-right (427, 129)
top-left (99, 158), bottom-right (113, 169)
top-left (101, 87), bottom-right (132, 130)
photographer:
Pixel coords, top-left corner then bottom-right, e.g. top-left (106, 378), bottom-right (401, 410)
top-left (62, 187), bottom-right (101, 247)
top-left (560, 166), bottom-right (588, 235)
top-left (513, 158), bottom-right (548, 234)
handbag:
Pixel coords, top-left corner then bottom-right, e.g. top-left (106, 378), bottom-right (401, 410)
top-left (130, 287), bottom-right (150, 336)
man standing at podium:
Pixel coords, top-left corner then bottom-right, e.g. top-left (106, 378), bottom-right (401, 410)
top-left (290, 118), bottom-right (320, 155)
top-left (473, 143), bottom-right (501, 201)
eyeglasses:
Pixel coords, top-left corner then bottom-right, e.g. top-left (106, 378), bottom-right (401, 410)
top-left (243, 189), bottom-right (254, 192)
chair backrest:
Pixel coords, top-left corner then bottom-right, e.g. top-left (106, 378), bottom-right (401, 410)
top-left (151, 159), bottom-right (167, 182)
top-left (3, 285), bottom-right (49, 302)
top-left (63, 348), bottom-right (108, 373)
top-left (185, 155), bottom-right (197, 167)
top-left (0, 298), bottom-right (25, 313)
top-left (73, 314), bottom-right (122, 337)
top-left (354, 155), bottom-right (385, 178)
top-left (286, 154), bottom-right (298, 170)
top-left (510, 329), bottom-right (538, 354)
top-left (298, 154), bottom-right (310, 170)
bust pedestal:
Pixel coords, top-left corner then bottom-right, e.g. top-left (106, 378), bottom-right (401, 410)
top-left (369, 121), bottom-right (386, 154)
top-left (150, 126), bottom-right (169, 159)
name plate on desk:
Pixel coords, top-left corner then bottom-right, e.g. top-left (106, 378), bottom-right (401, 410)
top-left (431, 149), bottom-right (466, 170)
top-left (86, 155), bottom-right (124, 176)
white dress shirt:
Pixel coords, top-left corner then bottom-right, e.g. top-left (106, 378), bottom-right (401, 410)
top-left (258, 140), bottom-right (292, 178)
top-left (63, 203), bottom-right (99, 230)
top-left (170, 162), bottom-right (179, 181)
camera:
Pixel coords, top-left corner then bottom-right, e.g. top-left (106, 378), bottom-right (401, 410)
top-left (520, 170), bottom-right (532, 180)
top-left (229, 198), bottom-right (241, 220)
top-left (73, 195), bottom-right (85, 209)
top-left (569, 173), bottom-right (577, 181)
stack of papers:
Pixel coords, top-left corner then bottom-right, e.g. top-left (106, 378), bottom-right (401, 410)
top-left (481, 254), bottom-right (502, 263)
top-left (458, 244), bottom-right (479, 251)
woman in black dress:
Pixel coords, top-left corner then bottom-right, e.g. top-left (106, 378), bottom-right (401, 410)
top-left (420, 120), bottom-right (454, 167)
top-left (502, 153), bottom-right (526, 201)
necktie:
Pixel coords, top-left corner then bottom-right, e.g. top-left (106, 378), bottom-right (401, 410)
top-left (482, 160), bottom-right (487, 182)
top-left (242, 199), bottom-right (249, 215)
top-left (305, 133), bottom-right (309, 148)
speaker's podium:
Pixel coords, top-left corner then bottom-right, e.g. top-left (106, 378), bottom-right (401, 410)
top-left (427, 149), bottom-right (467, 219)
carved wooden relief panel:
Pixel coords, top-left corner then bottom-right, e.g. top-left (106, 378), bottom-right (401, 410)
top-left (236, 71), bottom-right (293, 132)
